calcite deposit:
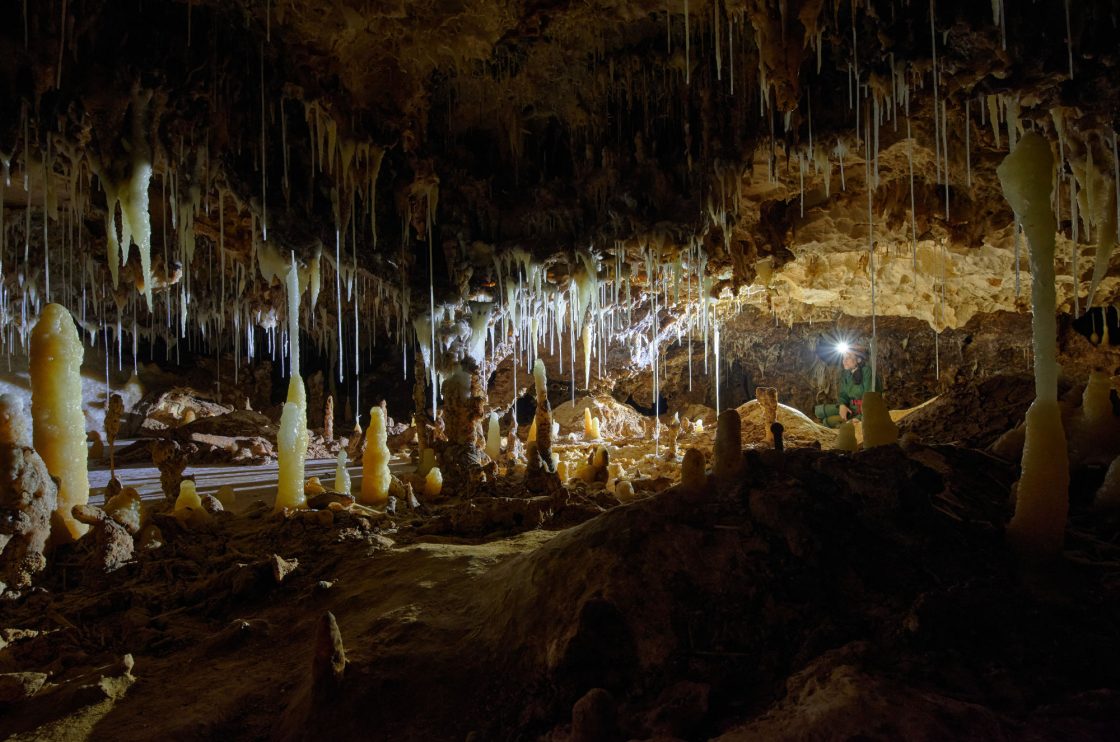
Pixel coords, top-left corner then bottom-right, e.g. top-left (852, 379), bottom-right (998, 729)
top-left (1, 0), bottom-right (1120, 739)
top-left (0, 396), bottom-right (58, 595)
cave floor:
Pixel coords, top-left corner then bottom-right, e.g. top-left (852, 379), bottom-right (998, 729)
top-left (3, 441), bottom-right (1120, 741)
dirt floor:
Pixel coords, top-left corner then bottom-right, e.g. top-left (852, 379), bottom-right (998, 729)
top-left (3, 409), bottom-right (1120, 740)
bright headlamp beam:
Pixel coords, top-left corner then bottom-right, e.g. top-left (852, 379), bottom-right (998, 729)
top-left (835, 342), bottom-right (851, 355)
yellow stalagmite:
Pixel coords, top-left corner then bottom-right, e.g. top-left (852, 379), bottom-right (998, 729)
top-left (583, 408), bottom-right (601, 440)
top-left (417, 447), bottom-right (437, 477)
top-left (361, 406), bottom-right (391, 505)
top-left (275, 378), bottom-right (310, 510)
top-left (30, 303), bottom-right (89, 541)
top-left (423, 467), bottom-right (443, 497)
top-left (173, 480), bottom-right (205, 516)
top-left (859, 392), bottom-right (898, 448)
top-left (275, 254), bottom-right (310, 511)
top-left (835, 421), bottom-right (858, 452)
top-left (680, 448), bottom-right (707, 495)
top-left (997, 131), bottom-right (1069, 559)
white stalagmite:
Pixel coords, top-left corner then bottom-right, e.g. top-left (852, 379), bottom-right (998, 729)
top-left (486, 411), bottom-right (501, 461)
top-left (333, 450), bottom-right (352, 495)
top-left (997, 132), bottom-right (1069, 559)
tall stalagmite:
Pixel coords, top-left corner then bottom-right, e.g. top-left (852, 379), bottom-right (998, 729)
top-left (30, 304), bottom-right (89, 541)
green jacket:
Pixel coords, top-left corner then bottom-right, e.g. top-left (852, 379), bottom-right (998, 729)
top-left (839, 365), bottom-right (880, 410)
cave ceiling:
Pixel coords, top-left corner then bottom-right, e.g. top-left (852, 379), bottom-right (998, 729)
top-left (2, 0), bottom-right (1120, 359)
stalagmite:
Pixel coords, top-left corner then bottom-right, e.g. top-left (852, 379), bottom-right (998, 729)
top-left (667, 412), bottom-right (681, 461)
top-left (173, 479), bottom-right (207, 520)
top-left (997, 132), bottom-right (1069, 559)
top-left (756, 387), bottom-right (778, 445)
top-left (30, 303), bottom-right (88, 540)
top-left (859, 392), bottom-right (898, 448)
top-left (486, 411), bottom-right (502, 461)
top-left (1071, 371), bottom-right (1120, 465)
top-left (360, 406), bottom-right (391, 505)
top-left (275, 255), bottom-right (310, 511)
top-left (835, 421), bottom-right (858, 452)
top-left (417, 447), bottom-right (437, 477)
top-left (423, 467), bottom-right (443, 498)
top-left (527, 358), bottom-right (557, 481)
top-left (1094, 455), bottom-right (1120, 509)
top-left (575, 445), bottom-right (609, 483)
top-left (324, 395), bottom-right (334, 440)
top-left (216, 485), bottom-right (237, 511)
top-left (583, 408), bottom-right (601, 440)
top-left (712, 409), bottom-right (743, 489)
top-left (679, 448), bottom-right (707, 495)
top-left (332, 451), bottom-right (352, 496)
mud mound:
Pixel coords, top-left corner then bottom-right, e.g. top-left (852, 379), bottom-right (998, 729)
top-left (677, 403), bottom-right (718, 428)
top-left (898, 374), bottom-right (1043, 448)
top-left (735, 399), bottom-right (837, 447)
top-left (553, 395), bottom-right (648, 439)
top-left (138, 388), bottom-right (234, 431)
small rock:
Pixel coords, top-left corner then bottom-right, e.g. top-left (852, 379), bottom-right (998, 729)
top-left (201, 494), bottom-right (224, 513)
top-left (270, 554), bottom-right (299, 584)
top-left (0, 671), bottom-right (48, 703)
top-left (308, 491), bottom-right (355, 510)
top-left (571, 687), bottom-right (617, 742)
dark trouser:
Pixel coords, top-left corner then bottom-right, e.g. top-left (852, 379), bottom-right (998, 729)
top-left (814, 403), bottom-right (859, 428)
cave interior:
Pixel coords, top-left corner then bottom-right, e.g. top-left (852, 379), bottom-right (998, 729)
top-left (2, 1), bottom-right (1120, 740)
